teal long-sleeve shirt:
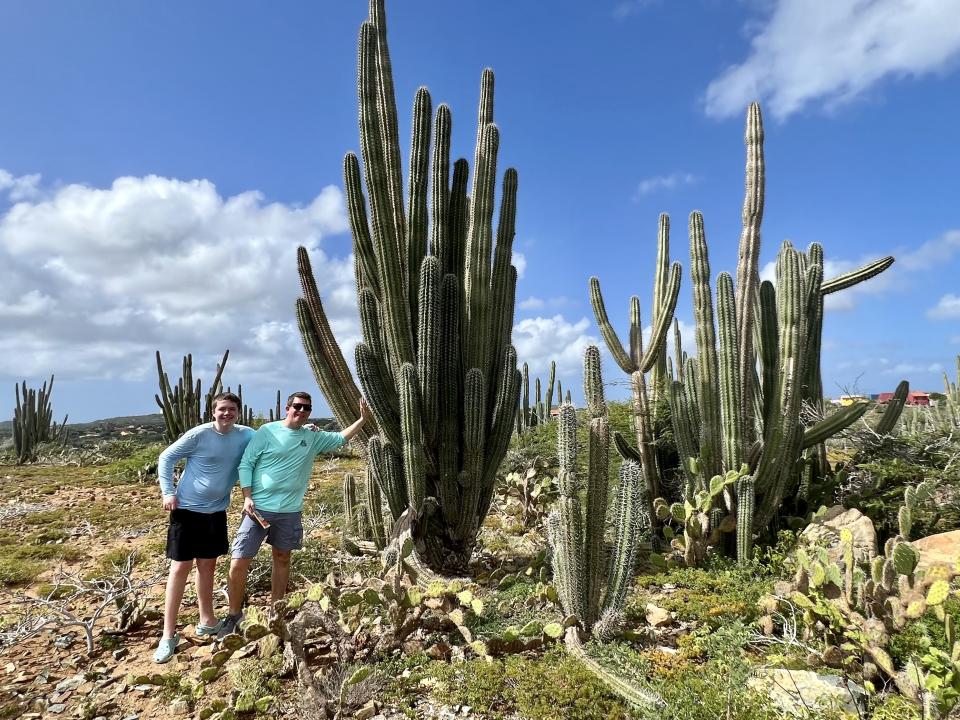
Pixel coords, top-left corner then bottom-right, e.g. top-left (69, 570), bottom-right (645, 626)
top-left (238, 422), bottom-right (345, 512)
top-left (157, 423), bottom-right (255, 513)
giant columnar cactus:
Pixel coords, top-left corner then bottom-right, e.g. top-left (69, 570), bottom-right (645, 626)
top-left (295, 0), bottom-right (520, 571)
top-left (547, 346), bottom-right (646, 630)
top-left (154, 349), bottom-right (229, 443)
top-left (13, 375), bottom-right (67, 464)
top-left (662, 103), bottom-right (895, 565)
top-left (589, 213), bottom-right (681, 525)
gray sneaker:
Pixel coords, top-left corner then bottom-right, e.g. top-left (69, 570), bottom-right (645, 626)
top-left (215, 613), bottom-right (243, 641)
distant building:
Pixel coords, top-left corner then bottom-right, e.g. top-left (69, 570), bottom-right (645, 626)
top-left (877, 390), bottom-right (931, 406)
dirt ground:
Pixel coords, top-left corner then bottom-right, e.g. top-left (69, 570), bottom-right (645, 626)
top-left (0, 456), bottom-right (363, 720)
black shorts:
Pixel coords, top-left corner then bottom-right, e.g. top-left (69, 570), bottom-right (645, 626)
top-left (165, 509), bottom-right (229, 561)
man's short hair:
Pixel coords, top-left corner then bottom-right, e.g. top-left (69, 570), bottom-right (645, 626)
top-left (212, 392), bottom-right (242, 411)
top-left (286, 391), bottom-right (312, 407)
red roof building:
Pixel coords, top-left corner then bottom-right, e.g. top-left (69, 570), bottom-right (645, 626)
top-left (877, 391), bottom-right (931, 406)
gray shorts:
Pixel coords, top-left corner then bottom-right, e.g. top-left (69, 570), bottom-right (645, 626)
top-left (230, 510), bottom-right (303, 558)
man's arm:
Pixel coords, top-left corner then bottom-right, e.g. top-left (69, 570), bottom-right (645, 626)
top-left (340, 397), bottom-right (373, 442)
top-left (157, 429), bottom-right (201, 511)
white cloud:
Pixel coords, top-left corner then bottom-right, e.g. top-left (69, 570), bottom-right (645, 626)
top-left (0, 169), bottom-right (42, 202)
top-left (0, 170), bottom-right (357, 391)
top-left (635, 172), bottom-right (697, 198)
top-left (512, 251), bottom-right (527, 280)
top-left (705, 0), bottom-right (960, 120)
top-left (883, 362), bottom-right (944, 375)
top-left (518, 295), bottom-right (570, 313)
top-left (512, 315), bottom-right (600, 394)
top-left (928, 294), bottom-right (960, 320)
top-left (900, 229), bottom-right (960, 270)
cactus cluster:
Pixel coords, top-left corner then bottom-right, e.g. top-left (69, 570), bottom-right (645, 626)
top-left (763, 480), bottom-right (944, 697)
top-left (627, 103), bottom-right (896, 565)
top-left (515, 361), bottom-right (559, 434)
top-left (12, 375), bottom-right (68, 464)
top-left (154, 349), bottom-right (229, 442)
top-left (546, 346), bottom-right (647, 631)
top-left (296, 0), bottom-right (521, 571)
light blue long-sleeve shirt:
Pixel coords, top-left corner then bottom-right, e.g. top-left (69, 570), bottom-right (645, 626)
top-left (158, 423), bottom-right (255, 513)
top-left (238, 422), bottom-right (345, 512)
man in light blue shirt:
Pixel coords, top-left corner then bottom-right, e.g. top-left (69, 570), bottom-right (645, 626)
top-left (218, 390), bottom-right (370, 638)
top-left (154, 392), bottom-right (254, 663)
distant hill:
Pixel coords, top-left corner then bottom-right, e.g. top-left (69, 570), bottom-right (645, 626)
top-left (0, 412), bottom-right (338, 441)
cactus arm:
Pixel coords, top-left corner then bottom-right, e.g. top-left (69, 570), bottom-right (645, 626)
top-left (736, 474), bottom-right (755, 564)
top-left (650, 213), bottom-right (671, 396)
top-left (406, 88), bottom-right (432, 320)
top-left (398, 363), bottom-right (426, 513)
top-left (367, 0), bottom-right (407, 281)
top-left (736, 102), bottom-right (765, 448)
top-left (602, 460), bottom-right (645, 614)
top-left (876, 380), bottom-right (909, 435)
top-left (416, 257), bottom-right (441, 464)
top-left (430, 104), bottom-right (451, 262)
top-left (357, 21), bottom-right (415, 369)
top-left (463, 123), bottom-right (500, 371)
top-left (583, 346), bottom-right (610, 624)
top-left (640, 261), bottom-right (682, 374)
top-left (588, 276), bottom-right (637, 374)
top-left (717, 272), bottom-right (743, 472)
top-left (689, 212), bottom-right (723, 482)
top-left (821, 256), bottom-right (894, 295)
top-left (801, 402), bottom-right (869, 449)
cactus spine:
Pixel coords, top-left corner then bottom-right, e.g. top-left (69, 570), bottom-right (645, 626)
top-left (295, 0), bottom-right (521, 571)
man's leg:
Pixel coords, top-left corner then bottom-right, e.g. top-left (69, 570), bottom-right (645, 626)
top-left (162, 560), bottom-right (193, 638)
top-left (227, 557), bottom-right (253, 616)
top-left (194, 558), bottom-right (218, 628)
top-left (270, 548), bottom-right (291, 604)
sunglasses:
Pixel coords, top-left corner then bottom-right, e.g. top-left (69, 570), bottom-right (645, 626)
top-left (290, 403), bottom-right (312, 412)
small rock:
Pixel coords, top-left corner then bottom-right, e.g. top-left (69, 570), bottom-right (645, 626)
top-left (912, 530), bottom-right (960, 576)
top-left (3, 663), bottom-right (14, 673)
top-left (354, 702), bottom-right (377, 720)
top-left (112, 649), bottom-right (128, 661)
top-left (749, 669), bottom-right (867, 716)
top-left (169, 698), bottom-right (190, 715)
top-left (645, 603), bottom-right (673, 628)
top-left (55, 675), bottom-right (84, 693)
top-left (47, 704), bottom-right (67, 714)
top-left (800, 506), bottom-right (877, 564)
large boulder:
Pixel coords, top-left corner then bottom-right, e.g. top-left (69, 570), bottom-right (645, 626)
top-left (911, 530), bottom-right (960, 577)
top-left (748, 669), bottom-right (867, 717)
top-left (800, 506), bottom-right (877, 564)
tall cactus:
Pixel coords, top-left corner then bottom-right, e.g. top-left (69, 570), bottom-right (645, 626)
top-left (295, 0), bottom-right (520, 571)
top-left (547, 346), bottom-right (646, 631)
top-left (589, 213), bottom-right (681, 526)
top-left (653, 103), bottom-right (895, 564)
top-left (13, 375), bottom-right (67, 464)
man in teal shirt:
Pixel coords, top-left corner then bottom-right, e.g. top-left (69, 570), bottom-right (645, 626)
top-left (218, 391), bottom-right (370, 638)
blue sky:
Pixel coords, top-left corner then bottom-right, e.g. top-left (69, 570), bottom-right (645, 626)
top-left (1, 0), bottom-right (959, 422)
